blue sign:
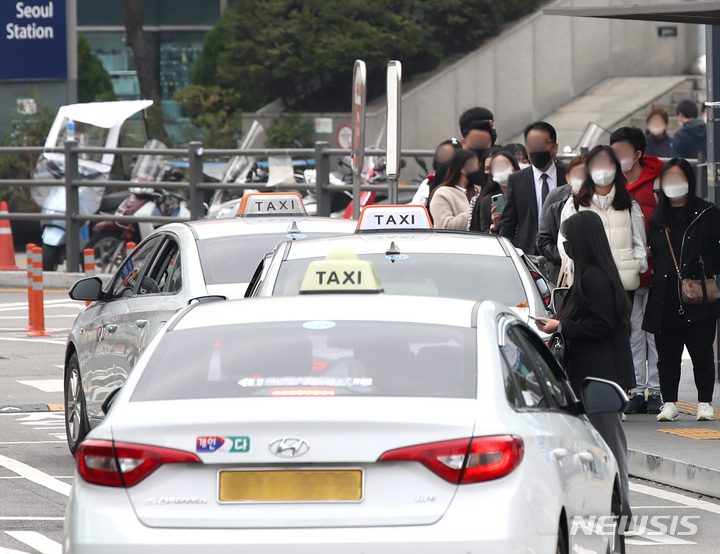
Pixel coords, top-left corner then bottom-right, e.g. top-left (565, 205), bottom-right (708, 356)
top-left (1, 0), bottom-right (67, 80)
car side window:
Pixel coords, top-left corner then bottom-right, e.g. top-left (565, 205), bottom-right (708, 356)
top-left (108, 237), bottom-right (162, 299)
top-left (165, 251), bottom-right (182, 293)
top-left (139, 238), bottom-right (180, 295)
top-left (499, 325), bottom-right (548, 410)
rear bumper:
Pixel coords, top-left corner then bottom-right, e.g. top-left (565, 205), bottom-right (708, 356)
top-left (65, 476), bottom-right (557, 554)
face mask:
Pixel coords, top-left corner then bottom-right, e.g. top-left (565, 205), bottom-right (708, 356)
top-left (648, 125), bottom-right (666, 137)
top-left (518, 163), bottom-right (531, 170)
top-left (529, 150), bottom-right (552, 169)
top-left (469, 147), bottom-right (489, 160)
top-left (591, 168), bottom-right (616, 187)
top-left (620, 157), bottom-right (637, 174)
top-left (465, 169), bottom-right (485, 187)
top-left (662, 182), bottom-right (689, 199)
top-left (570, 178), bottom-right (584, 193)
top-left (492, 168), bottom-right (513, 187)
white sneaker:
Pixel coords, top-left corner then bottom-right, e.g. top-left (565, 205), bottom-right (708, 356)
top-left (657, 402), bottom-right (679, 422)
top-left (697, 402), bottom-right (715, 421)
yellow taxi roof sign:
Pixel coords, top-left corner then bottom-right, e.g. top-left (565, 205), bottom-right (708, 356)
top-left (299, 248), bottom-right (383, 294)
top-left (356, 205), bottom-right (433, 232)
top-left (237, 192), bottom-right (307, 217)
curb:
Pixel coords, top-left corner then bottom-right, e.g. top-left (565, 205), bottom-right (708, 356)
top-left (0, 270), bottom-right (112, 289)
top-left (628, 448), bottom-right (720, 498)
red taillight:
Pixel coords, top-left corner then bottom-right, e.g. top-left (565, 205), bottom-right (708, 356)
top-left (77, 439), bottom-right (201, 487)
top-left (378, 435), bottom-right (523, 484)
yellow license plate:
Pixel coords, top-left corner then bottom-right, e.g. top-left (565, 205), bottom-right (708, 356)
top-left (218, 469), bottom-right (363, 503)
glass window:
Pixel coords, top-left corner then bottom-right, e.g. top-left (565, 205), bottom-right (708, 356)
top-left (131, 322), bottom-right (478, 401)
top-left (500, 327), bottom-right (547, 410)
top-left (273, 254), bottom-right (528, 306)
top-left (137, 238), bottom-right (180, 295)
top-left (109, 236), bottom-right (162, 299)
top-left (165, 251), bottom-right (182, 293)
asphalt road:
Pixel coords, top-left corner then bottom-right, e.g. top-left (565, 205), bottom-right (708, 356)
top-left (0, 289), bottom-right (718, 553)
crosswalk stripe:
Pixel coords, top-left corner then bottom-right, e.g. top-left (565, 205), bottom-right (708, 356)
top-left (4, 532), bottom-right (61, 554)
top-left (0, 454), bottom-right (70, 497)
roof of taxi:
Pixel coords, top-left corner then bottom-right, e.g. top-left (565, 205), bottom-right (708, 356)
top-left (179, 216), bottom-right (357, 241)
top-left (281, 231), bottom-right (508, 259)
top-left (172, 295), bottom-right (481, 331)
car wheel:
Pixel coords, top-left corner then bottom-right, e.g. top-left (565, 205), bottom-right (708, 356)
top-left (608, 489), bottom-right (627, 554)
top-left (65, 353), bottom-right (89, 455)
top-left (557, 523), bottom-right (568, 554)
top-left (42, 244), bottom-right (64, 272)
top-left (86, 231), bottom-right (125, 274)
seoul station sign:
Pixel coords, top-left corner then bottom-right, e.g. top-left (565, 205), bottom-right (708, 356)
top-left (1, 0), bottom-right (67, 80)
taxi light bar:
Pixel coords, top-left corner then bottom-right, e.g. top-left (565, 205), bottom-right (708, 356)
top-left (77, 439), bottom-right (201, 488)
top-left (378, 435), bottom-right (523, 484)
top-left (270, 388), bottom-right (337, 397)
top-left (237, 192), bottom-right (307, 217)
top-left (299, 247), bottom-right (383, 294)
top-left (356, 205), bottom-right (433, 233)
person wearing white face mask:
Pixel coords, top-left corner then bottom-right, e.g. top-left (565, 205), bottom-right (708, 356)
top-left (536, 155), bottom-right (586, 283)
top-left (468, 149), bottom-right (519, 233)
top-left (642, 159), bottom-right (720, 423)
top-left (557, 145), bottom-right (648, 292)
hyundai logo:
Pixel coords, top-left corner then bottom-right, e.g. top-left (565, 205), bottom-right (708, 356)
top-left (269, 437), bottom-right (310, 458)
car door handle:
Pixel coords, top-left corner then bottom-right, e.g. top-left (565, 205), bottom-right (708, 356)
top-left (136, 319), bottom-right (149, 328)
top-left (576, 452), bottom-right (594, 463)
top-left (551, 448), bottom-right (568, 460)
top-left (106, 324), bottom-right (118, 333)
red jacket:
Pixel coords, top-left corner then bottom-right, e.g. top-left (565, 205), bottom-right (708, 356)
top-left (626, 155), bottom-right (663, 287)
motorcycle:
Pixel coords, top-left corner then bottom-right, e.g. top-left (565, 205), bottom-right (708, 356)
top-left (87, 140), bottom-right (188, 274)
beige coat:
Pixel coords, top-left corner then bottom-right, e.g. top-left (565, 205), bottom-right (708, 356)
top-left (429, 186), bottom-right (471, 230)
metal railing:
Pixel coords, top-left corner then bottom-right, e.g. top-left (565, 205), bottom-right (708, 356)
top-left (0, 140), bottom-right (434, 272)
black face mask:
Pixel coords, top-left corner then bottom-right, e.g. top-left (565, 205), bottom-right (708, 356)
top-left (469, 147), bottom-right (490, 161)
top-left (529, 150), bottom-right (553, 169)
top-left (465, 169), bottom-right (486, 187)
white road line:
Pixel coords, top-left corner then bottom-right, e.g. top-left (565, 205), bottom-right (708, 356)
top-left (0, 517), bottom-right (64, 521)
top-left (4, 531), bottom-right (61, 554)
top-left (0, 454), bottom-right (71, 496)
top-left (0, 441), bottom-right (66, 444)
top-left (0, 337), bottom-right (65, 346)
top-left (17, 380), bottom-right (63, 393)
top-left (630, 482), bottom-right (720, 515)
top-left (0, 476), bottom-right (73, 480)
top-left (0, 315), bottom-right (82, 319)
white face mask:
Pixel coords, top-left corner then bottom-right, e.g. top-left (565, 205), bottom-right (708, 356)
top-left (620, 157), bottom-right (636, 174)
top-left (518, 163), bottom-right (531, 170)
top-left (648, 125), bottom-right (666, 137)
top-left (591, 168), bottom-right (616, 187)
top-left (492, 168), bottom-right (513, 187)
top-left (569, 178), bottom-right (584, 193)
top-left (662, 182), bottom-right (689, 199)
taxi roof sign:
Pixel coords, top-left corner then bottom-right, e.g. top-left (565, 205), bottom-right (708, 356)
top-left (356, 205), bottom-right (433, 232)
top-left (237, 192), bottom-right (307, 217)
top-left (299, 248), bottom-right (383, 294)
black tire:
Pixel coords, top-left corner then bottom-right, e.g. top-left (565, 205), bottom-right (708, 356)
top-left (608, 489), bottom-right (627, 554)
top-left (557, 523), bottom-right (568, 554)
top-left (86, 231), bottom-right (125, 274)
top-left (64, 353), bottom-right (89, 455)
top-left (42, 244), bottom-right (64, 272)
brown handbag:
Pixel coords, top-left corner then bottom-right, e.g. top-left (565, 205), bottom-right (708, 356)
top-left (664, 228), bottom-right (720, 306)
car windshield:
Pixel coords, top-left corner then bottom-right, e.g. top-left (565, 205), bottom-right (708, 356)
top-left (131, 321), bottom-right (477, 401)
top-left (272, 253), bottom-right (527, 306)
top-left (197, 233), bottom-right (344, 284)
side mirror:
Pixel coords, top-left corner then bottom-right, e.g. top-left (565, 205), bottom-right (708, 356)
top-left (69, 277), bottom-right (103, 302)
top-left (580, 378), bottom-right (628, 414)
top-left (101, 387), bottom-right (121, 415)
top-left (550, 286), bottom-right (570, 314)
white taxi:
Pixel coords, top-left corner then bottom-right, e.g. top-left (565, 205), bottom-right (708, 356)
top-left (63, 193), bottom-right (356, 453)
top-left (65, 253), bottom-right (626, 554)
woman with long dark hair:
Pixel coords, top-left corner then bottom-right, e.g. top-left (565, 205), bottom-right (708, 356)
top-left (557, 145), bottom-right (648, 292)
top-left (428, 149), bottom-right (484, 230)
top-left (467, 149), bottom-right (519, 233)
top-left (538, 210), bottom-right (635, 521)
top-left (642, 158), bottom-right (720, 422)
top-left (411, 138), bottom-right (462, 206)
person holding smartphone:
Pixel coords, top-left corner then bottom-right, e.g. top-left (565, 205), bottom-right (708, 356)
top-left (468, 149), bottom-right (519, 233)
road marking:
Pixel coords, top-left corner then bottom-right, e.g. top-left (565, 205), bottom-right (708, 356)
top-left (0, 517), bottom-right (64, 520)
top-left (630, 482), bottom-right (720, 515)
top-left (0, 454), bottom-right (71, 496)
top-left (4, 532), bottom-right (61, 554)
top-left (0, 337), bottom-right (65, 346)
top-left (17, 380), bottom-right (63, 393)
top-left (0, 441), bottom-right (65, 444)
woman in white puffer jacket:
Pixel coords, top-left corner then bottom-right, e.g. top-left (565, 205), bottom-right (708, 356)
top-left (558, 145), bottom-right (648, 291)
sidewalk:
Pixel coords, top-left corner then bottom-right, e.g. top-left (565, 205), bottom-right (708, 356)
top-left (626, 353), bottom-right (720, 498)
top-left (0, 251), bottom-right (110, 289)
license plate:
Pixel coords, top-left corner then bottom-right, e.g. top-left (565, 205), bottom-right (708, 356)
top-left (218, 469), bottom-right (363, 503)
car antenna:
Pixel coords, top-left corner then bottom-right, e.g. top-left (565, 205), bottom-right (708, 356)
top-left (287, 220), bottom-right (301, 239)
top-left (385, 241), bottom-right (401, 263)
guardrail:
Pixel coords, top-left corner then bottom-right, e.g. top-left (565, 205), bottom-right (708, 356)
top-left (0, 141), bottom-right (435, 272)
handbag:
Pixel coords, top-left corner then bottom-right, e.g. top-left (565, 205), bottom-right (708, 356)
top-left (547, 331), bottom-right (567, 369)
top-left (664, 228), bottom-right (720, 306)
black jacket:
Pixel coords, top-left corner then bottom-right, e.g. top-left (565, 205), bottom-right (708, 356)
top-left (642, 198), bottom-right (720, 334)
top-left (536, 185), bottom-right (571, 283)
top-left (468, 191), bottom-right (496, 233)
top-left (561, 266), bottom-right (636, 394)
top-left (644, 131), bottom-right (672, 158)
top-left (670, 118), bottom-right (707, 159)
top-left (499, 163), bottom-right (566, 254)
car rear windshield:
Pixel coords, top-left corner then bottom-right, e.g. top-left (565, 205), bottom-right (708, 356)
top-left (131, 321), bottom-right (477, 401)
top-left (197, 234), bottom-right (341, 284)
top-left (272, 254), bottom-right (527, 306)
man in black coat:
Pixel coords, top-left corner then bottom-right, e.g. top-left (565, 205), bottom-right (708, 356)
top-left (500, 122), bottom-right (566, 254)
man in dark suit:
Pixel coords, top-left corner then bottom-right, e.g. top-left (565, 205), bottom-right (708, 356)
top-left (500, 121), bottom-right (566, 254)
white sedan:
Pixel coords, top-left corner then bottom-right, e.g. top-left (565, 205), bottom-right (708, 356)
top-left (65, 255), bottom-right (626, 553)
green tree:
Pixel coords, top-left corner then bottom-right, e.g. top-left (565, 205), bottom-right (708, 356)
top-left (174, 85), bottom-right (243, 148)
top-left (190, 10), bottom-right (231, 87)
top-left (265, 113), bottom-right (314, 148)
top-left (77, 34), bottom-right (116, 103)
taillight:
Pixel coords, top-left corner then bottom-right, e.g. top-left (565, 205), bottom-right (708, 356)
top-left (378, 435), bottom-right (523, 484)
top-left (77, 439), bottom-right (201, 487)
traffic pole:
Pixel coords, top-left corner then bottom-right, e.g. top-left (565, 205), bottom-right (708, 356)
top-left (24, 243), bottom-right (35, 332)
top-left (83, 248), bottom-right (95, 307)
top-left (125, 241), bottom-right (136, 260)
top-left (29, 245), bottom-right (49, 337)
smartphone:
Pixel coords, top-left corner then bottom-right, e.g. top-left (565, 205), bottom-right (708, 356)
top-left (491, 194), bottom-right (505, 214)
top-left (528, 315), bottom-right (546, 326)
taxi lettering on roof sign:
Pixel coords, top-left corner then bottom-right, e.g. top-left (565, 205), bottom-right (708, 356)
top-left (356, 205), bottom-right (433, 232)
top-left (237, 192), bottom-right (307, 217)
top-left (300, 248), bottom-right (383, 294)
